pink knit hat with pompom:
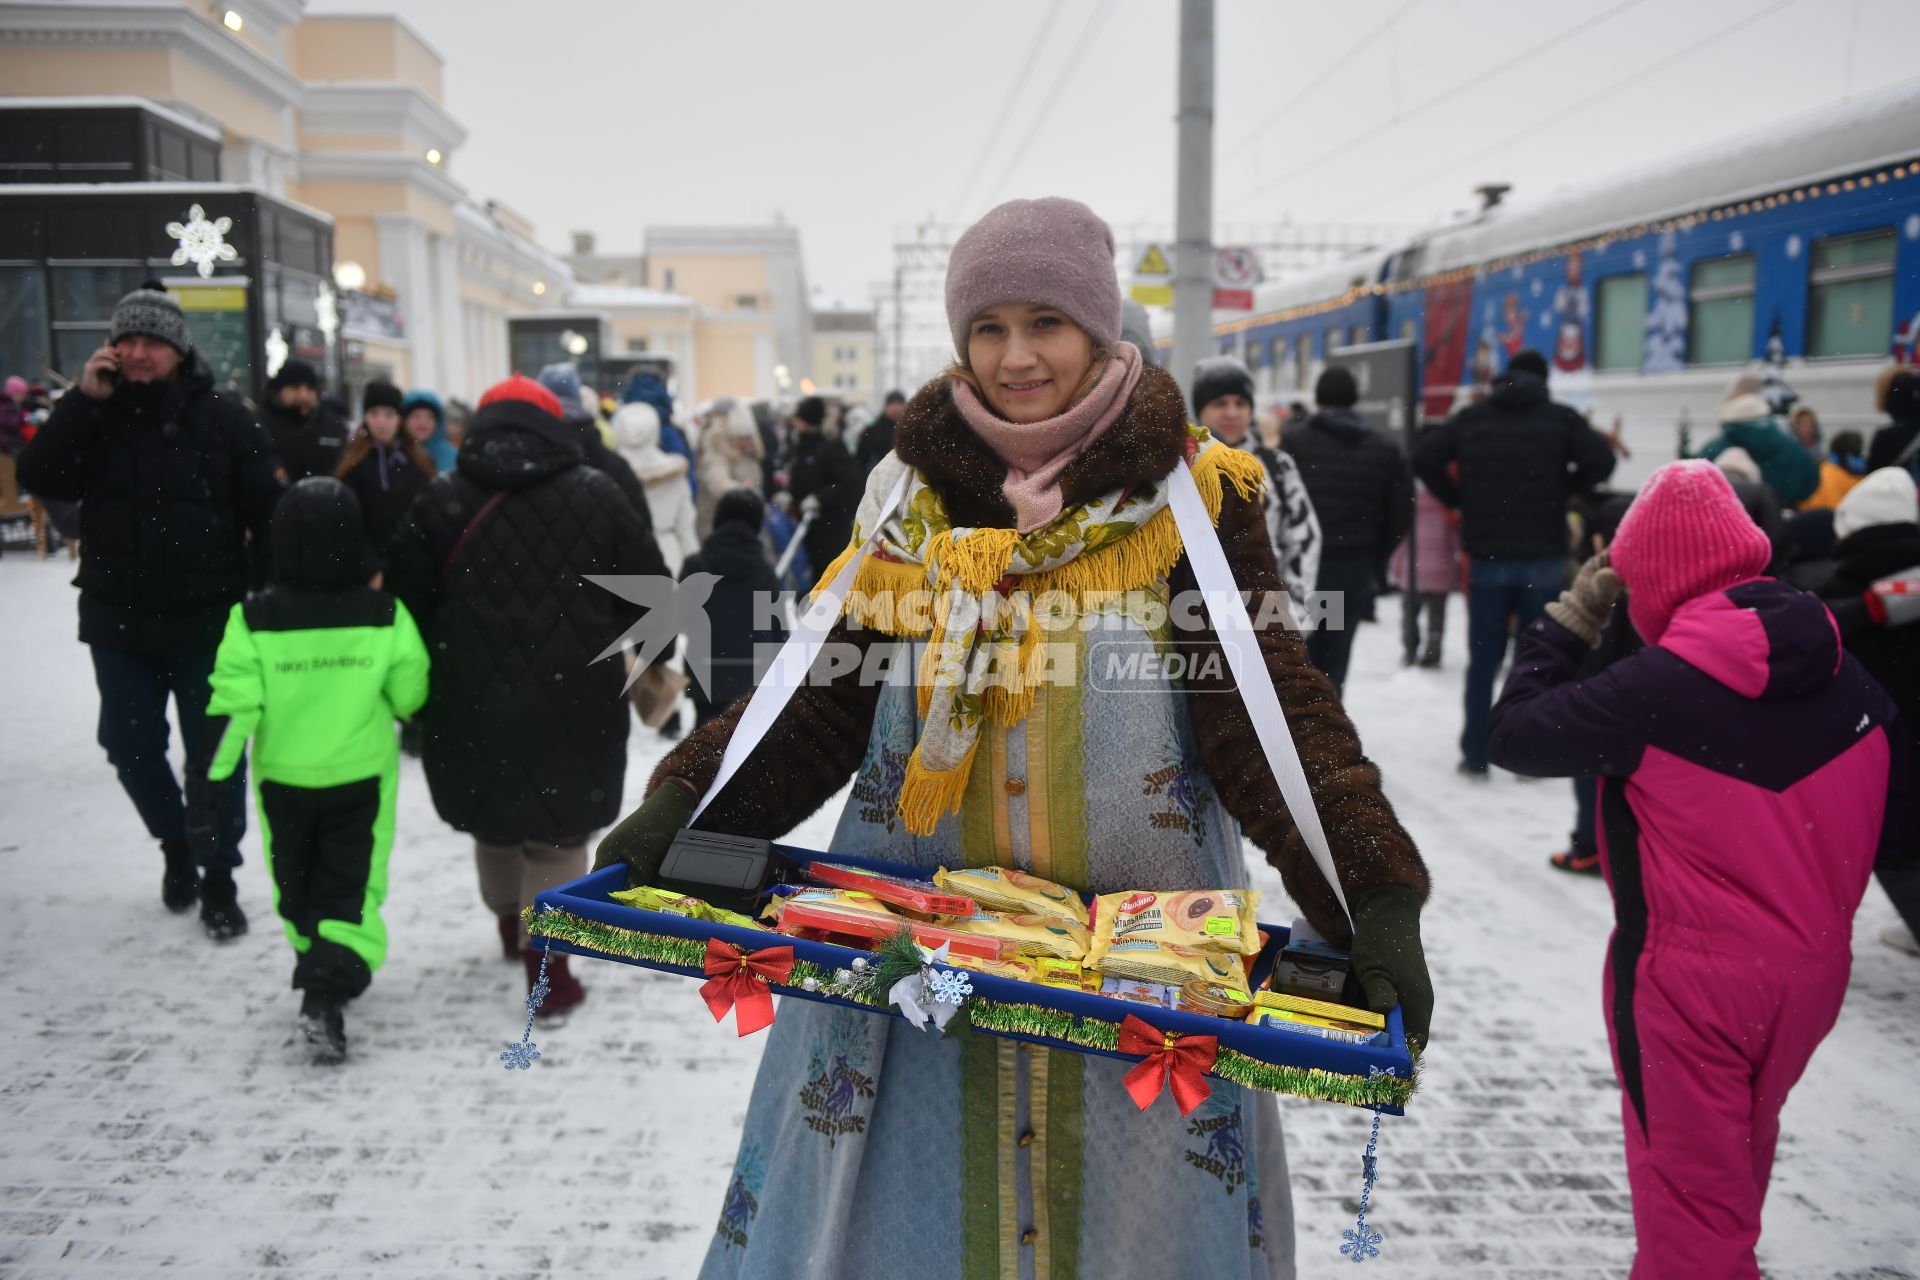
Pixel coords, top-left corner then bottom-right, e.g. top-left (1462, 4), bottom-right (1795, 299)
top-left (1609, 460), bottom-right (1772, 643)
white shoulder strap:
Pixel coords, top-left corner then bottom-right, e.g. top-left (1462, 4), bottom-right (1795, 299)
top-left (690, 461), bottom-right (1354, 931)
top-left (1165, 461), bottom-right (1352, 926)
top-left (690, 469), bottom-right (910, 824)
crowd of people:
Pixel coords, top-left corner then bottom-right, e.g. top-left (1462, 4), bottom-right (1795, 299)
top-left (6, 212), bottom-right (1918, 1272)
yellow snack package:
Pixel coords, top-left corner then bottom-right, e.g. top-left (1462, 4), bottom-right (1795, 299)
top-left (1091, 939), bottom-right (1248, 988)
top-left (951, 955), bottom-right (1036, 983)
top-left (611, 885), bottom-right (764, 930)
top-left (942, 910), bottom-right (1091, 960)
top-left (1032, 957), bottom-right (1099, 991)
top-left (932, 866), bottom-right (1087, 927)
top-left (1088, 888), bottom-right (1261, 959)
top-left (612, 885), bottom-right (703, 916)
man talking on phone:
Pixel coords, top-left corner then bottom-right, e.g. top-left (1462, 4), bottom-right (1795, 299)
top-left (19, 282), bottom-right (284, 940)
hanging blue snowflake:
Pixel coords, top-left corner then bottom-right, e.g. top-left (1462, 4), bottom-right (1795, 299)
top-left (500, 1040), bottom-right (542, 1071)
top-left (1339, 1225), bottom-right (1381, 1262)
top-left (926, 967), bottom-right (973, 1006)
top-left (526, 973), bottom-right (551, 1013)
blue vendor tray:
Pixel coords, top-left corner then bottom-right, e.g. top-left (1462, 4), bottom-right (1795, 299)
top-left (531, 847), bottom-right (1414, 1113)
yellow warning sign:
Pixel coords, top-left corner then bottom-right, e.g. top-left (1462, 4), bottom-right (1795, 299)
top-left (1134, 244), bottom-right (1171, 277)
top-left (1129, 283), bottom-right (1173, 307)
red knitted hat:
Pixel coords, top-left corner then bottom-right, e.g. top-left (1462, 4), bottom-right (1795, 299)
top-left (1609, 460), bottom-right (1772, 644)
top-left (478, 374), bottom-right (563, 418)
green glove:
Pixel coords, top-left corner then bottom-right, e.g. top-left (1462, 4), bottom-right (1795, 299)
top-left (1347, 884), bottom-right (1432, 1051)
top-left (1544, 551), bottom-right (1623, 648)
top-left (594, 782), bottom-right (698, 886)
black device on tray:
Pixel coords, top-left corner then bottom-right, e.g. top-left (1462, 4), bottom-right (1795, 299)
top-left (656, 830), bottom-right (785, 915)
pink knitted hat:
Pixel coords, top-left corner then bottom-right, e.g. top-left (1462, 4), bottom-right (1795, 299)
top-left (1609, 460), bottom-right (1772, 643)
top-left (945, 197), bottom-right (1122, 359)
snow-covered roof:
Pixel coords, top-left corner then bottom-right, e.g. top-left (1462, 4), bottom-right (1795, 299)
top-left (0, 182), bottom-right (334, 225)
top-left (565, 283), bottom-right (694, 310)
top-left (1414, 77), bottom-right (1920, 275)
top-left (0, 95), bottom-right (223, 142)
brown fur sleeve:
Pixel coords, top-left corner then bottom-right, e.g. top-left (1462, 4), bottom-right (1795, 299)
top-left (649, 622), bottom-right (891, 839)
top-left (1171, 488), bottom-right (1430, 946)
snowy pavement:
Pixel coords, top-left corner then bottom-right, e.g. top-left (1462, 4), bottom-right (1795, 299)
top-left (2, 551), bottom-right (1916, 1278)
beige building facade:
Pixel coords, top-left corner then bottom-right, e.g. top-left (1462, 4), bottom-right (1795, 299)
top-left (1, 0), bottom-right (569, 401)
top-left (810, 296), bottom-right (877, 404)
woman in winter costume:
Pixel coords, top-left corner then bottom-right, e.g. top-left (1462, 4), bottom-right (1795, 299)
top-left (1488, 461), bottom-right (1907, 1277)
top-left (1189, 355), bottom-right (1321, 629)
top-left (335, 381), bottom-right (435, 565)
top-left (694, 397), bottom-right (767, 538)
top-left (596, 197), bottom-right (1433, 1280)
top-left (613, 400), bottom-right (699, 572)
top-left (192, 478), bottom-right (430, 1061)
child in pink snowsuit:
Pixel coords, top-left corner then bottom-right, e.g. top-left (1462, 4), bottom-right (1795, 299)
top-left (1488, 460), bottom-right (1909, 1277)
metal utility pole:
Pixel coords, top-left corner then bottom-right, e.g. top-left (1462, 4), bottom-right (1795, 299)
top-left (1171, 0), bottom-right (1215, 402)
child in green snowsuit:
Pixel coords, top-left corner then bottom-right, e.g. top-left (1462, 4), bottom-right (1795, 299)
top-left (190, 477), bottom-right (429, 1060)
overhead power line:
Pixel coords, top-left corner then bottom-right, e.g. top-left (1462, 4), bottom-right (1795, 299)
top-left (1339, 0), bottom-right (1802, 220)
top-left (1222, 0), bottom-right (1422, 162)
top-left (949, 0), bottom-right (1066, 221)
top-left (978, 0), bottom-right (1110, 211)
top-left (1226, 0), bottom-right (1651, 214)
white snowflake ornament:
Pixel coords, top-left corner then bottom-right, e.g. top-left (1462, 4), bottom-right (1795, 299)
top-left (167, 204), bottom-right (238, 278)
top-left (315, 284), bottom-right (339, 339)
top-left (926, 967), bottom-right (973, 1006)
top-left (264, 328), bottom-right (289, 380)
top-left (1339, 1225), bottom-right (1381, 1262)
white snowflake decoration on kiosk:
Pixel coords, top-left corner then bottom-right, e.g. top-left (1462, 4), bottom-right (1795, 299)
top-left (315, 284), bottom-right (339, 341)
top-left (264, 328), bottom-right (289, 380)
top-left (166, 204), bottom-right (238, 279)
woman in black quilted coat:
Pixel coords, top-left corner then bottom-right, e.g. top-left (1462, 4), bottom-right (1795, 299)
top-left (387, 375), bottom-right (667, 1012)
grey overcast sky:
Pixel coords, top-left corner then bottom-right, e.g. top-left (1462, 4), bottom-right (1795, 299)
top-left (310, 0), bottom-right (1915, 303)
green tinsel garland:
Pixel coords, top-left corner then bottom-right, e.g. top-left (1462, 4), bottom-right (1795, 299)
top-left (525, 907), bottom-right (1417, 1110)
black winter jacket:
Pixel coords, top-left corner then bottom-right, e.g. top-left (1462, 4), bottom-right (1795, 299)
top-left (854, 416), bottom-right (898, 477)
top-left (263, 399), bottom-right (349, 483)
top-left (337, 441), bottom-right (433, 563)
top-left (678, 521), bottom-right (788, 727)
top-left (1413, 372), bottom-right (1615, 559)
top-left (563, 413), bottom-right (656, 528)
top-left (788, 432), bottom-right (859, 573)
top-left (1814, 521), bottom-right (1920, 751)
top-left (386, 399), bottom-right (669, 843)
top-left (1866, 415), bottom-right (1920, 473)
top-left (1280, 408), bottom-right (1411, 556)
top-left (18, 354), bottom-right (283, 654)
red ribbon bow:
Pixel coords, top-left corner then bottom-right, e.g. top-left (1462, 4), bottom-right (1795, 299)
top-left (699, 937), bottom-right (794, 1037)
top-left (1117, 1013), bottom-right (1218, 1116)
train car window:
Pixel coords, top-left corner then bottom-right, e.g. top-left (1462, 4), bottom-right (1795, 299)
top-left (1270, 337), bottom-right (1289, 389)
top-left (1807, 229), bottom-right (1896, 360)
top-left (1686, 254), bottom-right (1756, 366)
top-left (1296, 339), bottom-right (1311, 390)
top-left (1595, 273), bottom-right (1648, 371)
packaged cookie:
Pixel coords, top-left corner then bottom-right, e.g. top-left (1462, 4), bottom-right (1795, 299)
top-left (1088, 888), bottom-right (1261, 962)
top-left (943, 910), bottom-right (1091, 960)
top-left (1092, 938), bottom-right (1247, 988)
top-left (933, 866), bottom-right (1087, 927)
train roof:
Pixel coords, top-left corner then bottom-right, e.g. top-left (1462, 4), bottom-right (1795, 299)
top-left (1412, 76), bottom-right (1920, 275)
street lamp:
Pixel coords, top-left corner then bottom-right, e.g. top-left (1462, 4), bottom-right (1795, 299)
top-left (561, 330), bottom-right (589, 357)
top-left (333, 260), bottom-right (367, 292)
top-left (222, 10), bottom-right (243, 32)
top-left (425, 148), bottom-right (442, 166)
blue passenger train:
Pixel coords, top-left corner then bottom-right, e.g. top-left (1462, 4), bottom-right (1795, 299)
top-left (1191, 82), bottom-right (1920, 486)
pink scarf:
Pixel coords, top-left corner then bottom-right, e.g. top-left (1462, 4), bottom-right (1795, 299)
top-left (949, 341), bottom-right (1144, 532)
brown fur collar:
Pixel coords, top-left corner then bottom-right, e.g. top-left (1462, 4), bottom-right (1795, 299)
top-left (894, 361), bottom-right (1192, 528)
